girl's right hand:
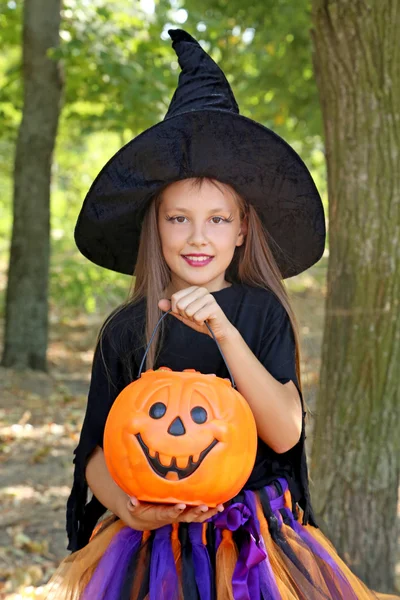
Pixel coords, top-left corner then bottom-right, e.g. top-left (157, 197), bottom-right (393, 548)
top-left (117, 495), bottom-right (224, 531)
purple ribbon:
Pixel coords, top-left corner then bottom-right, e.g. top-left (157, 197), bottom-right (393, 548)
top-left (149, 524), bottom-right (180, 600)
top-left (213, 502), bottom-right (267, 600)
top-left (188, 522), bottom-right (213, 600)
top-left (82, 526), bottom-right (143, 600)
top-left (243, 490), bottom-right (282, 600)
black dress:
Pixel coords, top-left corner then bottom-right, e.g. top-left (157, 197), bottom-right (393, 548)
top-left (66, 282), bottom-right (316, 552)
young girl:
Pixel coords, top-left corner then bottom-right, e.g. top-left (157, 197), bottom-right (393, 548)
top-left (45, 29), bottom-right (399, 600)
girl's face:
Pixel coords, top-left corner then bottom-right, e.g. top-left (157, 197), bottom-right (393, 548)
top-left (157, 178), bottom-right (246, 293)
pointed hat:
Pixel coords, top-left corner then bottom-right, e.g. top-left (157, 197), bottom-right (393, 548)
top-left (74, 29), bottom-right (325, 278)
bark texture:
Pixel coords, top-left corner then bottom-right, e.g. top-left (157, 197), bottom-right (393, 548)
top-left (2, 0), bottom-right (63, 370)
top-left (310, 0), bottom-right (400, 592)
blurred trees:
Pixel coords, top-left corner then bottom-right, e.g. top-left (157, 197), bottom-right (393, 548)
top-left (2, 0), bottom-right (63, 369)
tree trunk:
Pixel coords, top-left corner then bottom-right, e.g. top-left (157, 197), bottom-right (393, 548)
top-left (310, 0), bottom-right (400, 592)
top-left (2, 0), bottom-right (63, 370)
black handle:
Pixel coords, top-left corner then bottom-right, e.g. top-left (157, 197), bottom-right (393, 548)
top-left (137, 309), bottom-right (236, 389)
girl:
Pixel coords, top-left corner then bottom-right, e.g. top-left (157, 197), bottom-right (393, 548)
top-left (45, 29), bottom-right (399, 600)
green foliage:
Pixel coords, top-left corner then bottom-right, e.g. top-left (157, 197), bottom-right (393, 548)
top-left (0, 0), bottom-right (22, 47)
top-left (49, 127), bottom-right (132, 316)
top-left (0, 0), bottom-right (23, 139)
top-left (50, 247), bottom-right (129, 315)
top-left (53, 0), bottom-right (177, 134)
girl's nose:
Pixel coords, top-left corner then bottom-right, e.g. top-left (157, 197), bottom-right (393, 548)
top-left (187, 222), bottom-right (208, 245)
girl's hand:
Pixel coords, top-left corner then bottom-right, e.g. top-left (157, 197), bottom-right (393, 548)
top-left (158, 286), bottom-right (236, 342)
top-left (118, 495), bottom-right (224, 531)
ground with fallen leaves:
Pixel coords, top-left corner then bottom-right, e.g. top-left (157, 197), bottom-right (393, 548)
top-left (0, 269), bottom-right (397, 598)
top-left (0, 312), bottom-right (103, 598)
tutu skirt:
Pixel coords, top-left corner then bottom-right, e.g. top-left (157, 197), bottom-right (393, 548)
top-left (43, 477), bottom-right (399, 600)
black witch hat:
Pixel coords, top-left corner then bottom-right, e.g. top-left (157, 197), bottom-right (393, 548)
top-left (74, 29), bottom-right (325, 278)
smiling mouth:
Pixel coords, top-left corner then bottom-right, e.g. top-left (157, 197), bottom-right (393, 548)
top-left (136, 434), bottom-right (218, 480)
top-left (181, 255), bottom-right (214, 266)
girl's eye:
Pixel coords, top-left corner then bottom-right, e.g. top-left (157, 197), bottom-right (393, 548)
top-left (166, 216), bottom-right (187, 223)
top-left (167, 216), bottom-right (230, 224)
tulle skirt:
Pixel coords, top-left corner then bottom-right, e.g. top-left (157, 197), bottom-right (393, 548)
top-left (43, 477), bottom-right (399, 600)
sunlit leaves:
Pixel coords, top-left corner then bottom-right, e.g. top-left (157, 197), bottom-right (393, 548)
top-left (0, 0), bottom-right (323, 147)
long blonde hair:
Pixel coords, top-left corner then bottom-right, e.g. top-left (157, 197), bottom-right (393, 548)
top-left (96, 176), bottom-right (304, 398)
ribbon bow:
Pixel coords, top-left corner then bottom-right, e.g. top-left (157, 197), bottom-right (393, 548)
top-left (213, 502), bottom-right (267, 600)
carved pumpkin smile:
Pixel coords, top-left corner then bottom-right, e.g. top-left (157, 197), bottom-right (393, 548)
top-left (136, 433), bottom-right (218, 480)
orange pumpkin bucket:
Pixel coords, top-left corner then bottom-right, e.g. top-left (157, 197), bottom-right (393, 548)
top-left (103, 310), bottom-right (257, 506)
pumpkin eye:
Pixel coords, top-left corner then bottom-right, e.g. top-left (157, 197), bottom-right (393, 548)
top-left (149, 402), bottom-right (167, 419)
top-left (191, 406), bottom-right (207, 424)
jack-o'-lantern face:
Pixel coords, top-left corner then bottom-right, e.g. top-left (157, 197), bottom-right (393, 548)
top-left (104, 368), bottom-right (257, 506)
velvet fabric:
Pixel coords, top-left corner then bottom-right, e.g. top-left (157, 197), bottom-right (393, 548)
top-left (74, 29), bottom-right (325, 278)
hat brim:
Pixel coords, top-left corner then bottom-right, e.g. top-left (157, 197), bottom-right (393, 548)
top-left (74, 109), bottom-right (325, 278)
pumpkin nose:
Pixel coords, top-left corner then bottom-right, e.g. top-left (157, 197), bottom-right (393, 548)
top-left (168, 417), bottom-right (186, 436)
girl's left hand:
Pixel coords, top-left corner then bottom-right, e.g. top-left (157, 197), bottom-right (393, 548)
top-left (158, 286), bottom-right (236, 342)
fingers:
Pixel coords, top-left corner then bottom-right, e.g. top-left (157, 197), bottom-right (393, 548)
top-left (125, 499), bottom-right (187, 530)
top-left (179, 504), bottom-right (208, 523)
top-left (153, 503), bottom-right (187, 524)
top-left (158, 298), bottom-right (171, 312)
top-left (171, 287), bottom-right (209, 315)
top-left (178, 504), bottom-right (224, 523)
top-left (188, 302), bottom-right (216, 325)
top-left (205, 504), bottom-right (225, 520)
top-left (170, 503), bottom-right (187, 519)
top-left (127, 496), bottom-right (139, 511)
top-left (124, 497), bottom-right (224, 529)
